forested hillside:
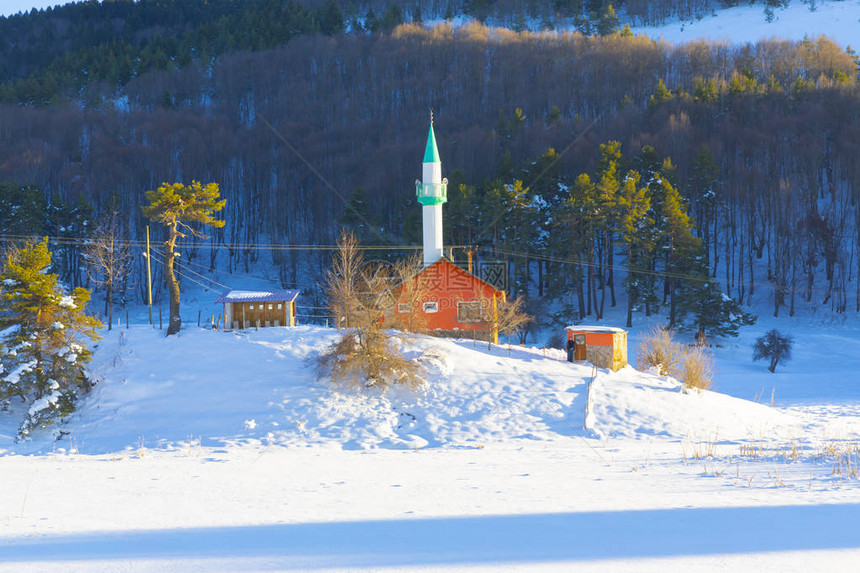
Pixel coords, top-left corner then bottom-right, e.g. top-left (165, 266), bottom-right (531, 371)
top-left (1, 0), bottom-right (859, 334)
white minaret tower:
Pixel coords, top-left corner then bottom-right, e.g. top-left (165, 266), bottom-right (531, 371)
top-left (416, 113), bottom-right (448, 266)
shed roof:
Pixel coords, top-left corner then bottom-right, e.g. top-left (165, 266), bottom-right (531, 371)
top-left (565, 325), bottom-right (626, 333)
top-left (214, 290), bottom-right (299, 304)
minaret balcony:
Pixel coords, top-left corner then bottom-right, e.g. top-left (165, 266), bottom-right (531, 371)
top-left (416, 179), bottom-right (448, 205)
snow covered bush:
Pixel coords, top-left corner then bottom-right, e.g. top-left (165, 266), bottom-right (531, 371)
top-left (0, 239), bottom-right (102, 438)
top-left (637, 327), bottom-right (683, 376)
top-left (681, 345), bottom-right (715, 392)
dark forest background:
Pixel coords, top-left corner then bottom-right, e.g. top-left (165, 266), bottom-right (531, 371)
top-left (1, 0), bottom-right (859, 335)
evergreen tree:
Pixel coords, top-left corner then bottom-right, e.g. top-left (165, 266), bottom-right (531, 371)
top-left (657, 176), bottom-right (700, 327)
top-left (595, 140), bottom-right (622, 314)
top-left (595, 3), bottom-right (618, 36)
top-left (563, 173), bottom-right (598, 318)
top-left (316, 0), bottom-right (345, 36)
top-left (379, 4), bottom-right (404, 30)
top-left (0, 183), bottom-right (47, 238)
top-left (688, 145), bottom-right (720, 268)
top-left (341, 188), bottom-right (376, 243)
top-left (0, 238), bottom-right (101, 438)
top-left (683, 280), bottom-right (756, 341)
top-left (142, 181), bottom-right (225, 336)
top-left (616, 170), bottom-right (652, 327)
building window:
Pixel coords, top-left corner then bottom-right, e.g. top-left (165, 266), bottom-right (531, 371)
top-left (278, 304), bottom-right (282, 310)
top-left (249, 304), bottom-right (255, 310)
top-left (268, 304), bottom-right (273, 310)
top-left (457, 301), bottom-right (483, 323)
top-left (398, 303), bottom-right (410, 313)
top-left (423, 301), bottom-right (438, 313)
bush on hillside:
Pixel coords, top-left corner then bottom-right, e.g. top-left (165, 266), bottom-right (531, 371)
top-left (316, 232), bottom-right (422, 389)
top-left (681, 345), bottom-right (715, 392)
top-left (637, 327), bottom-right (683, 376)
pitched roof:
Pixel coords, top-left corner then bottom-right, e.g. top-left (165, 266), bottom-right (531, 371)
top-left (417, 258), bottom-right (504, 294)
top-left (214, 289), bottom-right (300, 304)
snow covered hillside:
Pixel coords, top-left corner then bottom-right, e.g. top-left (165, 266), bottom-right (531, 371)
top-left (2, 324), bottom-right (860, 571)
top-left (0, 325), bottom-right (805, 455)
top-left (631, 0), bottom-right (860, 47)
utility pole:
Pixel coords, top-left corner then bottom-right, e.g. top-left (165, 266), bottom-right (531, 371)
top-left (145, 224), bottom-right (153, 325)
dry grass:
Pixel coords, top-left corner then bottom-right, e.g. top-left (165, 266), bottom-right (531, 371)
top-left (682, 345), bottom-right (715, 391)
top-left (637, 327), bottom-right (683, 376)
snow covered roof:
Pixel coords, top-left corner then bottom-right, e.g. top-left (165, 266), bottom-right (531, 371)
top-left (565, 325), bottom-right (626, 333)
top-left (214, 290), bottom-right (299, 304)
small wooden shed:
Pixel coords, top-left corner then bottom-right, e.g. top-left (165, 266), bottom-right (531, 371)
top-left (565, 325), bottom-right (628, 371)
top-left (215, 290), bottom-right (299, 329)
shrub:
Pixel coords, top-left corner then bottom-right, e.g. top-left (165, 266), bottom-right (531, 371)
top-left (681, 346), bottom-right (715, 391)
top-left (637, 327), bottom-right (683, 376)
top-left (316, 329), bottom-right (422, 390)
top-left (753, 329), bottom-right (793, 373)
top-left (546, 332), bottom-right (565, 350)
top-left (316, 232), bottom-right (422, 389)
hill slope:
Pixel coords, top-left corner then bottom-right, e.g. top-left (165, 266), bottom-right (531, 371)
top-left (0, 325), bottom-right (801, 455)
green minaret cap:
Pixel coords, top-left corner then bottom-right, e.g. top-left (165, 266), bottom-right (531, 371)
top-left (423, 122), bottom-right (440, 163)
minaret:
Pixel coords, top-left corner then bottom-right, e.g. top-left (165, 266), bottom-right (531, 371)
top-left (416, 113), bottom-right (448, 266)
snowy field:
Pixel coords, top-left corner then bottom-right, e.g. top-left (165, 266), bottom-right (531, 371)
top-left (2, 320), bottom-right (860, 571)
top-left (3, 1), bottom-right (860, 570)
top-left (632, 0), bottom-right (860, 48)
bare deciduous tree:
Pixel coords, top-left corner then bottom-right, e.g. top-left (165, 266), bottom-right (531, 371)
top-left (84, 211), bottom-right (133, 330)
top-left (317, 232), bottom-right (422, 389)
top-left (388, 253), bottom-right (430, 334)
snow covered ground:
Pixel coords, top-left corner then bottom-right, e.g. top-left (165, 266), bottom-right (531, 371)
top-left (1, 321), bottom-right (860, 571)
top-left (631, 0), bottom-right (860, 48)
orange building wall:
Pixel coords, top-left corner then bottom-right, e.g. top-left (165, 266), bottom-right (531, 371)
top-left (396, 259), bottom-right (504, 332)
top-left (567, 330), bottom-right (615, 346)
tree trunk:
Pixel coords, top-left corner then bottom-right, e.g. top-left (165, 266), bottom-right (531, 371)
top-left (165, 224), bottom-right (182, 335)
top-left (107, 281), bottom-right (113, 331)
top-left (608, 234), bottom-right (616, 308)
top-left (626, 296), bottom-right (633, 328)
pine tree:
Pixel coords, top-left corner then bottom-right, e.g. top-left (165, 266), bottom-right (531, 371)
top-left (0, 238), bottom-right (101, 438)
top-left (688, 145), bottom-right (720, 268)
top-left (142, 181), bottom-right (225, 335)
top-left (685, 281), bottom-right (756, 342)
top-left (657, 176), bottom-right (701, 327)
top-left (616, 170), bottom-right (652, 327)
top-left (595, 3), bottom-right (619, 36)
top-left (564, 173), bottom-right (598, 318)
top-left (595, 141), bottom-right (622, 314)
